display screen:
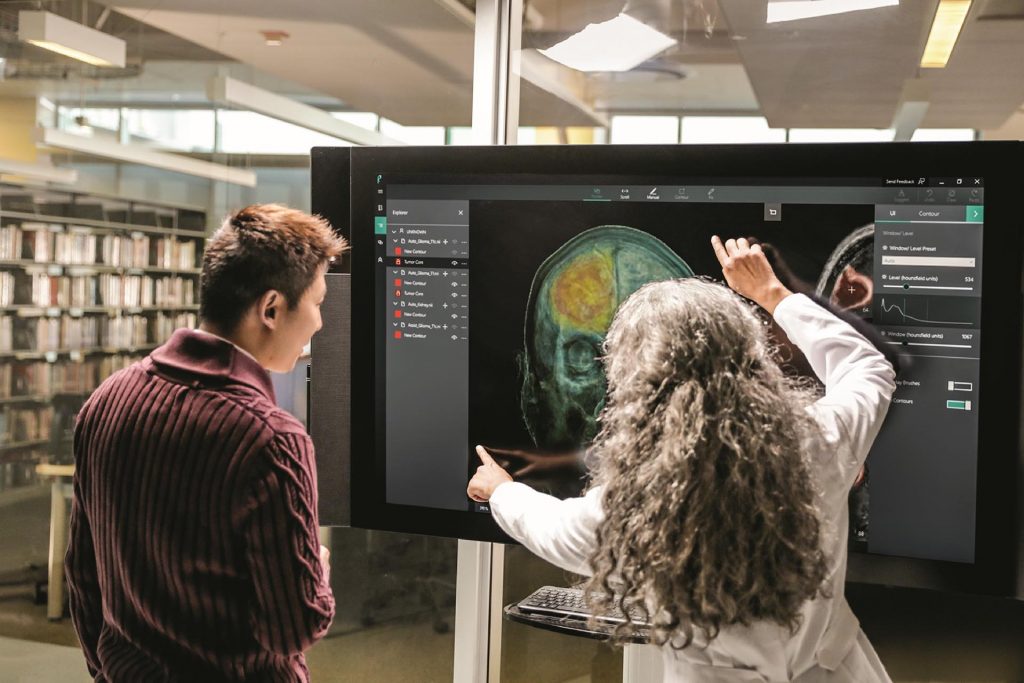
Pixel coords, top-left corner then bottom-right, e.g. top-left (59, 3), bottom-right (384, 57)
top-left (373, 174), bottom-right (984, 564)
top-left (312, 142), bottom-right (1022, 595)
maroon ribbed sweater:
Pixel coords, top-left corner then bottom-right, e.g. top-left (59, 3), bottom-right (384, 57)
top-left (66, 329), bottom-right (335, 682)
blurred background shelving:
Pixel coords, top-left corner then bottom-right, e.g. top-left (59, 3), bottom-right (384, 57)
top-left (0, 181), bottom-right (204, 493)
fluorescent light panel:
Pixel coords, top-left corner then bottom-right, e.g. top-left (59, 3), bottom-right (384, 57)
top-left (767, 0), bottom-right (899, 23)
top-left (0, 157), bottom-right (78, 184)
top-left (36, 127), bottom-right (256, 187)
top-left (540, 14), bottom-right (677, 72)
top-left (206, 76), bottom-right (402, 147)
top-left (921, 0), bottom-right (972, 68)
top-left (18, 11), bottom-right (126, 68)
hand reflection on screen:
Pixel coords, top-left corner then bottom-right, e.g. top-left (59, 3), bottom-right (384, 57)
top-left (831, 265), bottom-right (873, 311)
top-left (483, 445), bottom-right (583, 479)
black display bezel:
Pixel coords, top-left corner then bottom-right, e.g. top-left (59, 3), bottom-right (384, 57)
top-left (313, 142), bottom-right (1022, 596)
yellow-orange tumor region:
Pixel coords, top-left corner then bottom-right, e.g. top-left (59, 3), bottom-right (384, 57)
top-left (549, 252), bottom-right (615, 333)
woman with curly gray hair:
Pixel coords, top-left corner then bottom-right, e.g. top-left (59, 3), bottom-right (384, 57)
top-left (469, 236), bottom-right (896, 682)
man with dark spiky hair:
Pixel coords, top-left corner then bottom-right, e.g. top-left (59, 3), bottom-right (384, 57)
top-left (67, 204), bottom-right (347, 682)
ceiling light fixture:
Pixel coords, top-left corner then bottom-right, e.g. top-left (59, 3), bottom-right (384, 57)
top-left (261, 30), bottom-right (289, 47)
top-left (206, 75), bottom-right (402, 147)
top-left (36, 127), bottom-right (257, 187)
top-left (766, 0), bottom-right (898, 24)
top-left (0, 157), bottom-right (78, 185)
top-left (920, 0), bottom-right (972, 68)
top-left (539, 13), bottom-right (677, 72)
top-left (18, 10), bottom-right (126, 68)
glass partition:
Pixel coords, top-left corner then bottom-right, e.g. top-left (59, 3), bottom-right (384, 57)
top-left (501, 3), bottom-right (973, 680)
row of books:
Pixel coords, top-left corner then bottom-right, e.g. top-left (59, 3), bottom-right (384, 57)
top-left (0, 354), bottom-right (145, 399)
top-left (0, 272), bottom-right (12, 307)
top-left (0, 405), bottom-right (54, 443)
top-left (94, 274), bottom-right (196, 308)
top-left (1, 272), bottom-right (196, 308)
top-left (0, 362), bottom-right (50, 397)
top-left (0, 224), bottom-right (53, 261)
top-left (0, 312), bottom-right (197, 352)
top-left (53, 354), bottom-right (141, 393)
top-left (152, 237), bottom-right (199, 270)
top-left (152, 312), bottom-right (197, 343)
top-left (0, 223), bottom-right (200, 270)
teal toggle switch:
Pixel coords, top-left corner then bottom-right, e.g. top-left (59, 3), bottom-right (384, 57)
top-left (946, 399), bottom-right (972, 411)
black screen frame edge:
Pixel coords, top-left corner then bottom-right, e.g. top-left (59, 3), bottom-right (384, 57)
top-left (319, 141), bottom-right (1022, 597)
top-left (311, 147), bottom-right (352, 274)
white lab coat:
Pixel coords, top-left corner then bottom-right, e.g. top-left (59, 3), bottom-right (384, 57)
top-left (490, 293), bottom-right (897, 682)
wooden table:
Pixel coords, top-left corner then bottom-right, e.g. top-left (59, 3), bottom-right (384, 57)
top-left (34, 464), bottom-right (74, 621)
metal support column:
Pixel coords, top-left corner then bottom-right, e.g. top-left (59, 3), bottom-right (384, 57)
top-left (470, 0), bottom-right (522, 146)
top-left (624, 643), bottom-right (664, 682)
top-left (453, 2), bottom-right (521, 682)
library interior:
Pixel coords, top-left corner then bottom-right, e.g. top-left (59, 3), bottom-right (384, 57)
top-left (0, 1), bottom-right (1023, 682)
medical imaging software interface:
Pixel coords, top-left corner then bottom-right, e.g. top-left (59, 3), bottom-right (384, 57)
top-left (372, 175), bottom-right (985, 564)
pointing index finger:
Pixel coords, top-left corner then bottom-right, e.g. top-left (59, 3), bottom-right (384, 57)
top-left (476, 444), bottom-right (496, 466)
top-left (711, 235), bottom-right (729, 266)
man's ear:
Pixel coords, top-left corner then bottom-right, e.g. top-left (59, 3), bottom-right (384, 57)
top-left (258, 290), bottom-right (282, 330)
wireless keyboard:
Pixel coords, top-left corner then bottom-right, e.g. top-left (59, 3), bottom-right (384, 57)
top-left (517, 585), bottom-right (647, 625)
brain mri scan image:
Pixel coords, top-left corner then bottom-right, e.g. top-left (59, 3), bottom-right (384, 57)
top-left (520, 225), bottom-right (694, 451)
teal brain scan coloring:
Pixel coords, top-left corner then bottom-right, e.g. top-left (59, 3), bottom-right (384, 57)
top-left (519, 225), bottom-right (694, 451)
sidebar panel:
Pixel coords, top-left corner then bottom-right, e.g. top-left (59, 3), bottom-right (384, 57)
top-left (868, 203), bottom-right (983, 563)
top-left (383, 199), bottom-right (471, 510)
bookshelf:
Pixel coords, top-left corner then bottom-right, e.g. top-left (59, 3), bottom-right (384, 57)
top-left (0, 182), bottom-right (206, 493)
